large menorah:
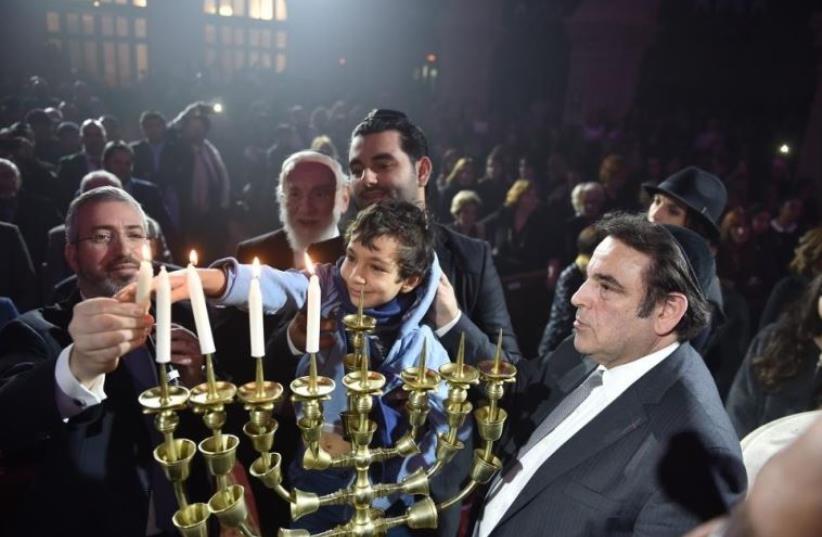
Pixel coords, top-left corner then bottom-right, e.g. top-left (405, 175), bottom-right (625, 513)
top-left (138, 303), bottom-right (517, 537)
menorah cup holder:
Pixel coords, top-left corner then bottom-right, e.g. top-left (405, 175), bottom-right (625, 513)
top-left (140, 307), bottom-right (516, 537)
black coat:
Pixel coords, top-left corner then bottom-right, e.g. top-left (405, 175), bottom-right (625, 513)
top-left (0, 290), bottom-right (212, 536)
top-left (56, 152), bottom-right (93, 212)
top-left (476, 339), bottom-right (747, 537)
top-left (725, 324), bottom-right (821, 439)
top-left (0, 222), bottom-right (38, 311)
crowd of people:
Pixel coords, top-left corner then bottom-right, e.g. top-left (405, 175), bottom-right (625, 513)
top-left (0, 69), bottom-right (821, 537)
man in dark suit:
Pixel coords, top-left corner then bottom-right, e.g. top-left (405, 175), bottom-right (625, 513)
top-left (473, 213), bottom-right (746, 537)
top-left (0, 186), bottom-right (207, 536)
top-left (131, 110), bottom-right (168, 183)
top-left (56, 118), bottom-right (106, 212)
top-left (290, 109), bottom-right (521, 366)
top-left (0, 221), bottom-right (37, 311)
top-left (103, 140), bottom-right (178, 255)
top-left (236, 149), bottom-right (350, 269)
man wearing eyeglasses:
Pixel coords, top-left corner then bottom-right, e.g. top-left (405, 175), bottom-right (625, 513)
top-left (0, 186), bottom-right (208, 536)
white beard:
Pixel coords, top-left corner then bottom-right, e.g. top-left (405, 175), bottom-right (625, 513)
top-left (283, 207), bottom-right (342, 253)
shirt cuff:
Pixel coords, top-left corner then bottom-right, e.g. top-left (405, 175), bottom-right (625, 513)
top-left (55, 344), bottom-right (107, 420)
top-left (286, 325), bottom-right (304, 356)
top-left (435, 310), bottom-right (462, 337)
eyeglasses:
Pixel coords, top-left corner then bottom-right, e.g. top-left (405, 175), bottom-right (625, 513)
top-left (74, 230), bottom-right (148, 246)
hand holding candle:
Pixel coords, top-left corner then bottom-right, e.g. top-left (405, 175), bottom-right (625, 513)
top-left (135, 243), bottom-right (153, 310)
top-left (186, 250), bottom-right (216, 355)
top-left (304, 254), bottom-right (321, 354)
top-left (249, 257), bottom-right (265, 358)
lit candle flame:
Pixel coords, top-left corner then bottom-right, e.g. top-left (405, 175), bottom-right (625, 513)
top-left (304, 253), bottom-right (315, 274)
top-left (142, 243), bottom-right (151, 262)
top-left (189, 249), bottom-right (198, 266)
top-left (252, 256), bottom-right (260, 278)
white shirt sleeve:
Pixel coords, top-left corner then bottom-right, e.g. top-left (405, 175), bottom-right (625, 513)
top-left (285, 324), bottom-right (304, 356)
top-left (54, 344), bottom-right (107, 420)
top-left (434, 310), bottom-right (462, 337)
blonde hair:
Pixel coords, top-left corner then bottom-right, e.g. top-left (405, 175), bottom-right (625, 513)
top-left (504, 179), bottom-right (534, 208)
top-left (450, 189), bottom-right (482, 217)
top-left (445, 157), bottom-right (475, 186)
top-left (789, 227), bottom-right (822, 277)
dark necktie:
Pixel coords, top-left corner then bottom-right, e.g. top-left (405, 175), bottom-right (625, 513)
top-left (475, 369), bottom-right (605, 537)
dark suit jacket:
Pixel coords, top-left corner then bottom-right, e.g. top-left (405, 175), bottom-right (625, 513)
top-left (725, 324), bottom-right (820, 439)
top-left (0, 289), bottom-right (211, 536)
top-left (0, 222), bottom-right (38, 311)
top-left (309, 223), bottom-right (522, 366)
top-left (236, 227), bottom-right (303, 269)
top-left (56, 152), bottom-right (92, 212)
top-left (131, 139), bottom-right (167, 182)
top-left (481, 339), bottom-right (746, 537)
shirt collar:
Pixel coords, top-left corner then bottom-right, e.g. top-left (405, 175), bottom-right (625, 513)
top-left (598, 341), bottom-right (680, 390)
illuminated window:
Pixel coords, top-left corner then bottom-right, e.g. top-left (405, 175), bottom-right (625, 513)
top-left (45, 5), bottom-right (150, 87)
top-left (47, 12), bottom-right (60, 33)
top-left (204, 0), bottom-right (284, 21)
top-left (275, 0), bottom-right (287, 21)
top-left (203, 0), bottom-right (288, 79)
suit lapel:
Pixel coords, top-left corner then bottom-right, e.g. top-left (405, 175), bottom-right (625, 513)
top-left (497, 389), bottom-right (647, 528)
top-left (495, 348), bottom-right (688, 529)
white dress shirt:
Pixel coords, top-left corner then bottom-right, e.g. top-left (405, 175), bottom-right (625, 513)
top-left (54, 344), bottom-right (107, 420)
top-left (476, 341), bottom-right (680, 537)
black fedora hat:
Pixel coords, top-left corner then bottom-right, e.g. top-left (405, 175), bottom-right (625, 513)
top-left (644, 166), bottom-right (727, 240)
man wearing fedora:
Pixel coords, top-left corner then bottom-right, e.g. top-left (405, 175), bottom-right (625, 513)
top-left (644, 166), bottom-right (751, 398)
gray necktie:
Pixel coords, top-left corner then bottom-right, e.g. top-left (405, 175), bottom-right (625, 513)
top-left (485, 369), bottom-right (605, 500)
top-left (519, 368), bottom-right (604, 455)
top-left (474, 369), bottom-right (605, 537)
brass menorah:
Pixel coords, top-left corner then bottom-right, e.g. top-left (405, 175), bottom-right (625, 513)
top-left (139, 306), bottom-right (517, 537)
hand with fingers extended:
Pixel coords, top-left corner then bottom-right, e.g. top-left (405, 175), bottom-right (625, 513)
top-left (115, 267), bottom-right (228, 304)
top-left (169, 324), bottom-right (205, 387)
top-left (287, 309), bottom-right (337, 353)
top-left (67, 297), bottom-right (154, 388)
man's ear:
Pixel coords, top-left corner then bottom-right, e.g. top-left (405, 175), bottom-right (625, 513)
top-left (415, 156), bottom-right (432, 189)
top-left (338, 184), bottom-right (351, 213)
top-left (655, 292), bottom-right (688, 337)
top-left (65, 241), bottom-right (80, 273)
top-left (399, 273), bottom-right (422, 294)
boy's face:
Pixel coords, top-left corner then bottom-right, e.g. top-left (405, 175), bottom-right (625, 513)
top-left (340, 235), bottom-right (421, 309)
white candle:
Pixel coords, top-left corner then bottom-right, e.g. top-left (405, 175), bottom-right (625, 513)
top-left (186, 250), bottom-right (216, 355)
top-left (155, 266), bottom-right (171, 363)
top-left (249, 258), bottom-right (265, 358)
top-left (135, 243), bottom-right (153, 309)
top-left (304, 254), bottom-right (321, 354)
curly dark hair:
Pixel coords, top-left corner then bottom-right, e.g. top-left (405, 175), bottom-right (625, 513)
top-left (345, 200), bottom-right (434, 281)
top-left (753, 273), bottom-right (822, 392)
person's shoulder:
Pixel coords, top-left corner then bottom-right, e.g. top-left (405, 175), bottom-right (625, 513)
top-left (0, 221), bottom-right (21, 236)
top-left (238, 228), bottom-right (287, 249)
top-left (435, 222), bottom-right (489, 254)
top-left (130, 177), bottom-right (160, 191)
top-left (58, 152), bottom-right (83, 166)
